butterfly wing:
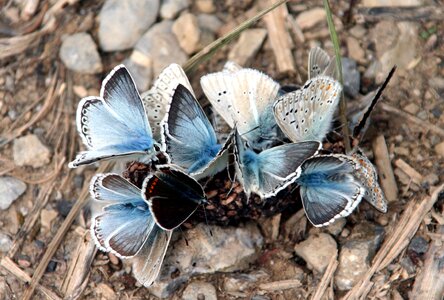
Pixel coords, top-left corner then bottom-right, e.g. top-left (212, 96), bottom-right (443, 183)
top-left (90, 174), bottom-right (155, 258)
top-left (143, 167), bottom-right (206, 230)
top-left (352, 153), bottom-right (388, 213)
top-left (131, 227), bottom-right (172, 287)
top-left (273, 76), bottom-right (342, 142)
top-left (70, 65), bottom-right (154, 168)
top-left (162, 84), bottom-right (223, 177)
top-left (297, 155), bottom-right (365, 227)
top-left (141, 64), bottom-right (194, 139)
top-left (308, 47), bottom-right (337, 79)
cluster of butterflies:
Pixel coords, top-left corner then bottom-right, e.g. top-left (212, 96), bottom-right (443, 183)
top-left (69, 47), bottom-right (388, 286)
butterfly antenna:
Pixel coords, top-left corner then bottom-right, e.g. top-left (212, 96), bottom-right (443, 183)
top-left (240, 125), bottom-right (260, 137)
top-left (202, 205), bottom-right (215, 245)
top-left (226, 172), bottom-right (237, 197)
top-left (178, 227), bottom-right (189, 246)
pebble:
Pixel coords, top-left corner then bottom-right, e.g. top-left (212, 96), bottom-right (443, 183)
top-left (197, 14), bottom-right (222, 34)
top-left (423, 173), bottom-right (439, 186)
top-left (134, 20), bottom-right (188, 89)
top-left (0, 277), bottom-right (12, 300)
top-left (182, 281), bottom-right (217, 300)
top-left (123, 53), bottom-right (153, 92)
top-left (346, 36), bottom-right (365, 62)
top-left (224, 271), bottom-right (269, 292)
top-left (0, 176), bottom-right (27, 210)
top-left (294, 233), bottom-right (337, 273)
top-left (13, 134), bottom-right (50, 167)
top-left (0, 232), bottom-right (13, 253)
top-left (195, 0), bottom-right (216, 13)
top-left (408, 236), bottom-right (429, 254)
top-left (325, 218), bottom-right (346, 236)
top-left (404, 103), bottom-right (420, 115)
top-left (362, 0), bottom-right (422, 6)
top-left (295, 8), bottom-right (326, 30)
top-left (59, 33), bottom-right (102, 74)
top-left (335, 222), bottom-right (385, 290)
top-left (429, 77), bottom-right (444, 91)
top-left (228, 28), bottom-right (267, 66)
top-left (40, 209), bottom-right (58, 232)
top-left (160, 0), bottom-right (189, 19)
top-left (349, 25), bottom-right (367, 39)
top-left (342, 57), bottom-right (361, 98)
top-left (434, 141), bottom-right (444, 157)
top-left (96, 283), bottom-right (116, 300)
top-left (172, 12), bottom-right (213, 55)
top-left (98, 0), bottom-right (159, 51)
top-left (148, 223), bottom-right (263, 298)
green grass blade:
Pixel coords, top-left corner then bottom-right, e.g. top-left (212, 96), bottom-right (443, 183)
top-left (183, 0), bottom-right (288, 73)
top-left (323, 0), bottom-right (351, 153)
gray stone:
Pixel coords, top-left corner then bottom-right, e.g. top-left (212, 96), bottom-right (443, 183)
top-left (335, 222), bottom-right (385, 291)
top-left (295, 8), bottom-right (326, 30)
top-left (59, 33), bottom-right (102, 74)
top-left (0, 232), bottom-right (13, 252)
top-left (135, 20), bottom-right (188, 87)
top-left (13, 134), bottom-right (50, 167)
top-left (197, 14), bottom-right (222, 33)
top-left (160, 0), bottom-right (189, 19)
top-left (0, 176), bottom-right (26, 210)
top-left (325, 218), bottom-right (346, 236)
top-left (228, 28), bottom-right (267, 66)
top-left (149, 223), bottom-right (263, 298)
top-left (182, 281), bottom-right (217, 300)
top-left (98, 0), bottom-right (160, 51)
top-left (123, 52), bottom-right (153, 92)
top-left (294, 233), bottom-right (337, 274)
top-left (434, 141), bottom-right (444, 157)
top-left (172, 12), bottom-right (214, 55)
top-left (408, 236), bottom-right (429, 254)
top-left (342, 57), bottom-right (360, 98)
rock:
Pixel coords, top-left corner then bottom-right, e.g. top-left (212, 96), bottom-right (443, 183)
top-left (0, 232), bottom-right (13, 253)
top-left (160, 0), bottom-right (189, 19)
top-left (434, 141), bottom-right (444, 157)
top-left (195, 0), bottom-right (216, 13)
top-left (408, 236), bottom-right (429, 254)
top-left (335, 222), bottom-right (385, 291)
top-left (149, 223), bottom-right (263, 298)
top-left (40, 209), bottom-right (58, 232)
top-left (429, 77), bottom-right (444, 92)
top-left (404, 103), bottom-right (419, 115)
top-left (342, 57), bottom-right (360, 98)
top-left (228, 28), bottom-right (267, 66)
top-left (224, 271), bottom-right (269, 292)
top-left (294, 233), bottom-right (337, 273)
top-left (325, 218), bottom-right (346, 236)
top-left (346, 36), bottom-right (365, 62)
top-left (295, 8), bottom-right (326, 30)
top-left (123, 51), bottom-right (153, 92)
top-left (59, 33), bottom-right (102, 74)
top-left (98, 0), bottom-right (159, 51)
top-left (96, 283), bottom-right (116, 300)
top-left (182, 281), bottom-right (217, 300)
top-left (362, 0), bottom-right (422, 6)
top-left (172, 12), bottom-right (213, 54)
top-left (134, 20), bottom-right (188, 88)
top-left (349, 25), bottom-right (367, 39)
top-left (197, 14), bottom-right (222, 33)
top-left (416, 110), bottom-right (427, 120)
top-left (0, 176), bottom-right (26, 210)
top-left (0, 277), bottom-right (12, 300)
top-left (423, 173), bottom-right (439, 186)
top-left (13, 134), bottom-right (50, 167)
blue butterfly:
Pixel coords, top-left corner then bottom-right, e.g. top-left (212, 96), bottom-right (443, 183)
top-left (69, 65), bottom-right (156, 168)
top-left (89, 173), bottom-right (171, 286)
top-left (161, 83), bottom-right (233, 179)
top-left (233, 129), bottom-right (321, 199)
top-left (296, 154), bottom-right (366, 227)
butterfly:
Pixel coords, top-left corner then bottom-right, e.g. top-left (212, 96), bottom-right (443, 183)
top-left (69, 65), bottom-right (156, 168)
top-left (89, 173), bottom-right (172, 286)
top-left (233, 129), bottom-right (321, 199)
top-left (201, 67), bottom-right (281, 150)
top-left (141, 63), bottom-right (194, 140)
top-left (273, 76), bottom-right (342, 143)
top-left (296, 154), bottom-right (366, 227)
top-left (142, 166), bottom-right (207, 230)
top-left (308, 47), bottom-right (337, 79)
top-left (161, 84), bottom-right (233, 179)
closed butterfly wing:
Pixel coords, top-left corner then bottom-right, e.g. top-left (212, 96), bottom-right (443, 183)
top-left (352, 153), bottom-right (387, 213)
top-left (162, 84), bottom-right (228, 178)
top-left (143, 166), bottom-right (206, 230)
top-left (90, 174), bottom-right (156, 258)
top-left (297, 155), bottom-right (365, 227)
top-left (131, 227), bottom-right (172, 287)
top-left (141, 64), bottom-right (194, 139)
top-left (69, 65), bottom-right (154, 168)
top-left (273, 76), bottom-right (342, 142)
top-left (308, 47), bottom-right (337, 79)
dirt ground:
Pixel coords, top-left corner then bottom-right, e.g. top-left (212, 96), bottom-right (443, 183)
top-left (0, 0), bottom-right (443, 299)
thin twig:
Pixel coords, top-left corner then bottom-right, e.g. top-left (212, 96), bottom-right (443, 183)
top-left (311, 252), bottom-right (338, 300)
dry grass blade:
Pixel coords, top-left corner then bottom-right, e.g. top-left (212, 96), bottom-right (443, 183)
top-left (343, 184), bottom-right (444, 299)
top-left (311, 252), bottom-right (338, 300)
top-left (182, 0), bottom-right (288, 73)
top-left (21, 162), bottom-right (113, 300)
top-left (259, 279), bottom-right (302, 291)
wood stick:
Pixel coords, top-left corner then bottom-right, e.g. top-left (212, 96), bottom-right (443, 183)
top-left (21, 162), bottom-right (112, 300)
top-left (343, 184), bottom-right (444, 299)
top-left (259, 279), bottom-right (302, 291)
top-left (372, 135), bottom-right (398, 202)
top-left (263, 1), bottom-right (296, 73)
top-left (394, 158), bottom-right (423, 185)
top-left (311, 252), bottom-right (338, 300)
top-left (410, 225), bottom-right (444, 299)
top-left (0, 257), bottom-right (61, 300)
